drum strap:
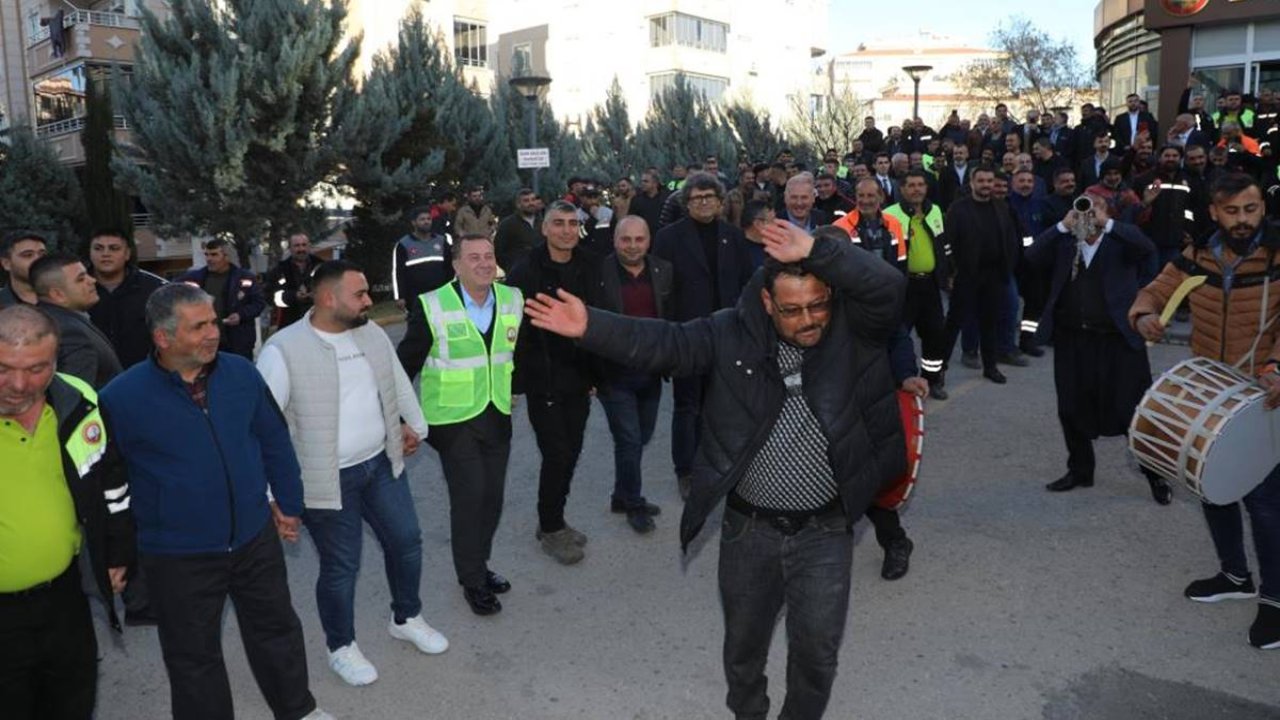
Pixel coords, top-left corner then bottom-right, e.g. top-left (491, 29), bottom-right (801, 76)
top-left (1234, 248), bottom-right (1278, 374)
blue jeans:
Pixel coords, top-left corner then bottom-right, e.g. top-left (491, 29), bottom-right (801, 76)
top-left (1201, 462), bottom-right (1280, 602)
top-left (303, 453), bottom-right (423, 651)
top-left (598, 375), bottom-right (662, 508)
top-left (718, 507), bottom-right (853, 720)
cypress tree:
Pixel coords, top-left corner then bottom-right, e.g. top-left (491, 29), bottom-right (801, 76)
top-left (80, 73), bottom-right (133, 239)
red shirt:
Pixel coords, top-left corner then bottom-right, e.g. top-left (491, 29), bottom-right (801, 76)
top-left (618, 262), bottom-right (658, 319)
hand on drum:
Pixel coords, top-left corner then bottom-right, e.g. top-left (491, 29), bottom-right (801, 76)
top-left (1260, 371), bottom-right (1280, 411)
top-left (900, 377), bottom-right (929, 398)
top-left (1135, 313), bottom-right (1165, 343)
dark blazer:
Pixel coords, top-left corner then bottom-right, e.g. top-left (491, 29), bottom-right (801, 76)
top-left (592, 253), bottom-right (675, 385)
top-left (937, 165), bottom-right (971, 209)
top-left (1077, 152), bottom-right (1121, 188)
top-left (1024, 221), bottom-right (1158, 350)
top-left (652, 217), bottom-right (755, 321)
top-left (39, 302), bottom-right (124, 388)
top-left (175, 265), bottom-right (265, 358)
top-left (944, 195), bottom-right (1022, 279)
top-left (494, 212), bottom-right (543, 275)
top-left (1111, 111), bottom-right (1160, 153)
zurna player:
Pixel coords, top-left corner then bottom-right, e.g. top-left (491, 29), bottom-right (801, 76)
top-left (1130, 173), bottom-right (1280, 650)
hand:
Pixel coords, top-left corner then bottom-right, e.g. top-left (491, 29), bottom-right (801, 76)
top-left (761, 220), bottom-right (815, 263)
top-left (525, 289), bottom-right (588, 339)
top-left (401, 423), bottom-right (421, 456)
top-left (223, 312), bottom-right (241, 327)
top-left (108, 566), bottom-right (127, 594)
top-left (1260, 371), bottom-right (1280, 411)
top-left (900, 377), bottom-right (929, 398)
top-left (1142, 182), bottom-right (1162, 205)
top-left (1135, 314), bottom-right (1165, 343)
top-left (270, 501), bottom-right (300, 543)
top-left (396, 298), bottom-right (407, 312)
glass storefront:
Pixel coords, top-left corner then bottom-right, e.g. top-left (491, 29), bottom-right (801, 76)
top-left (1190, 19), bottom-right (1280, 103)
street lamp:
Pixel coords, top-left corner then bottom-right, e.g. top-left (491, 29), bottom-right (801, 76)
top-left (902, 65), bottom-right (933, 124)
top-left (508, 73), bottom-right (552, 196)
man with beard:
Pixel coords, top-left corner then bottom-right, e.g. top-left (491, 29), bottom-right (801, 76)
top-left (1026, 191), bottom-right (1171, 503)
top-left (630, 168), bottom-right (668, 238)
top-left (653, 175), bottom-right (755, 499)
top-left (455, 186), bottom-right (496, 238)
top-left (814, 172), bottom-right (854, 219)
top-left (1133, 145), bottom-right (1197, 268)
top-left (392, 206), bottom-right (455, 312)
top-left (494, 188), bottom-right (543, 275)
top-left (1045, 168), bottom-right (1079, 227)
top-left (1184, 144), bottom-right (1217, 242)
top-left (859, 115), bottom-right (884, 154)
top-left (1112, 93), bottom-right (1159, 154)
top-left (176, 239), bottom-right (265, 359)
top-left (1008, 170), bottom-right (1051, 357)
top-left (524, 219), bottom-right (906, 720)
top-left (1086, 159), bottom-right (1143, 224)
top-left (938, 143), bottom-right (973, 210)
top-left (264, 231), bottom-right (324, 329)
top-left (1130, 173), bottom-right (1280, 650)
top-left (1078, 130), bottom-right (1119, 189)
top-left (259, 261), bottom-right (445, 685)
top-left (0, 232), bottom-right (47, 308)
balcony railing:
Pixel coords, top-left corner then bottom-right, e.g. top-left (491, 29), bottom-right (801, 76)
top-left (34, 114), bottom-right (131, 138)
top-left (28, 10), bottom-right (140, 46)
top-left (131, 213), bottom-right (151, 228)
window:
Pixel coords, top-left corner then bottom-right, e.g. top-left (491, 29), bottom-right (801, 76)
top-left (809, 94), bottom-right (826, 118)
top-left (649, 72), bottom-right (729, 102)
top-left (511, 43), bottom-right (532, 76)
top-left (33, 65), bottom-right (88, 127)
top-left (649, 13), bottom-right (728, 53)
top-left (453, 19), bottom-right (487, 68)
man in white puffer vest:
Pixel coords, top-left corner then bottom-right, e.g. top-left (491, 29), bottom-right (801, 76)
top-left (257, 260), bottom-right (444, 687)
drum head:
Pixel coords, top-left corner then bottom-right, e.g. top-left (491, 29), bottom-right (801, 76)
top-left (1198, 398), bottom-right (1280, 505)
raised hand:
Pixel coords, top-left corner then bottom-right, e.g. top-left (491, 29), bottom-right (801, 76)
top-left (761, 220), bottom-right (815, 263)
top-left (525, 289), bottom-right (589, 339)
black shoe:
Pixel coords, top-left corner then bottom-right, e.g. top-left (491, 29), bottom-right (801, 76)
top-left (678, 474), bottom-right (692, 501)
top-left (485, 571), bottom-right (511, 594)
top-left (610, 497), bottom-right (661, 516)
top-left (996, 352), bottom-right (1030, 367)
top-left (464, 585), bottom-right (502, 615)
top-left (881, 537), bottom-right (914, 581)
top-left (1019, 341), bottom-right (1046, 358)
top-left (1249, 602), bottom-right (1280, 650)
top-left (626, 509), bottom-right (656, 534)
top-left (960, 351), bottom-right (981, 369)
top-left (983, 368), bottom-right (1007, 384)
top-left (124, 607), bottom-right (159, 627)
top-left (1185, 572), bottom-right (1258, 603)
top-left (1046, 473), bottom-right (1093, 492)
top-left (928, 384), bottom-right (949, 401)
top-left (1146, 474), bottom-right (1173, 505)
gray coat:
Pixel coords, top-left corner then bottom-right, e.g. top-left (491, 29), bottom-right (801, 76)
top-left (39, 302), bottom-right (124, 389)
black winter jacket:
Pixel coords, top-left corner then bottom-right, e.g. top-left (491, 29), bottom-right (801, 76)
top-left (507, 244), bottom-right (601, 396)
top-left (578, 235), bottom-right (907, 548)
top-left (90, 267), bottom-right (166, 368)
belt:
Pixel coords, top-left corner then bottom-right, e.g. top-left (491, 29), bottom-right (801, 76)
top-left (1068, 321), bottom-right (1121, 335)
top-left (908, 272), bottom-right (934, 280)
top-left (726, 494), bottom-right (844, 536)
top-left (0, 560), bottom-right (77, 600)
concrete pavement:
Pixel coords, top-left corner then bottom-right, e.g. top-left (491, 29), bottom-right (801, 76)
top-left (95, 325), bottom-right (1280, 719)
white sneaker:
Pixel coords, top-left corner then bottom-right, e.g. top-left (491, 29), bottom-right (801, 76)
top-left (328, 642), bottom-right (378, 686)
top-left (388, 615), bottom-right (449, 654)
top-left (301, 710), bottom-right (336, 720)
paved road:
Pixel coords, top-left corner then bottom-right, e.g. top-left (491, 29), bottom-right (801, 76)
top-left (97, 323), bottom-right (1280, 719)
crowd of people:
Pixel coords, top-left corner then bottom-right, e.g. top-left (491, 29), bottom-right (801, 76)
top-left (3, 85), bottom-right (1280, 720)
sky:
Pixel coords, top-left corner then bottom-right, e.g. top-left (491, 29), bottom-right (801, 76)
top-left (827, 0), bottom-right (1100, 66)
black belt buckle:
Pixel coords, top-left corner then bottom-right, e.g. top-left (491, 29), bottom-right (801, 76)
top-left (909, 272), bottom-right (932, 280)
top-left (769, 515), bottom-right (806, 536)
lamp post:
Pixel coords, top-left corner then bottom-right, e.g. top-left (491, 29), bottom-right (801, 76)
top-left (902, 65), bottom-right (933, 123)
top-left (508, 73), bottom-right (552, 196)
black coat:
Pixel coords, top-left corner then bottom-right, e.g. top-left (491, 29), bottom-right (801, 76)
top-left (652, 217), bottom-right (755, 321)
top-left (89, 267), bottom-right (165, 368)
top-left (263, 254), bottom-right (322, 328)
top-left (40, 302), bottom-right (124, 388)
top-left (174, 265), bottom-right (265, 358)
top-left (494, 212), bottom-right (543, 274)
top-left (577, 235), bottom-right (907, 548)
top-left (1111, 111), bottom-right (1160, 153)
top-left (1024, 222), bottom-right (1157, 350)
top-left (945, 195), bottom-right (1022, 279)
top-left (506, 244), bottom-right (601, 396)
top-left (591, 253), bottom-right (675, 385)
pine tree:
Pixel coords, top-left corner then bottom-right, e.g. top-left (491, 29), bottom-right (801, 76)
top-left (490, 79), bottom-right (580, 204)
top-left (114, 0), bottom-right (357, 262)
top-left (721, 101), bottom-right (784, 168)
top-left (632, 75), bottom-right (736, 179)
top-left (0, 126), bottom-right (86, 248)
top-left (80, 73), bottom-right (133, 238)
top-left (581, 78), bottom-right (635, 182)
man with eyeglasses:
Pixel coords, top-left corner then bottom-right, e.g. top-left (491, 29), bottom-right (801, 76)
top-left (652, 173), bottom-right (755, 499)
top-left (525, 219), bottom-right (907, 720)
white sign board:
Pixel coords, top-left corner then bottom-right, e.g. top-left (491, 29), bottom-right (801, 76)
top-left (517, 148), bottom-right (551, 169)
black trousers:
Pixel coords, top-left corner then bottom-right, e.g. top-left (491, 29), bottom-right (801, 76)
top-left (1018, 264), bottom-right (1049, 347)
top-left (0, 561), bottom-right (97, 720)
top-left (430, 405), bottom-right (513, 587)
top-left (141, 521), bottom-right (316, 720)
top-left (864, 506), bottom-right (907, 549)
top-left (943, 270), bottom-right (1006, 371)
top-left (902, 276), bottom-right (948, 381)
top-left (527, 392), bottom-right (591, 533)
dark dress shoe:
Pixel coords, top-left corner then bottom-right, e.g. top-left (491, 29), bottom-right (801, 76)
top-left (464, 585), bottom-right (502, 616)
top-left (610, 498), bottom-right (661, 516)
top-left (485, 571), bottom-right (511, 594)
top-left (1046, 474), bottom-right (1093, 492)
top-left (1019, 342), bottom-right (1046, 358)
top-left (626, 509), bottom-right (656, 534)
top-left (1145, 473), bottom-right (1173, 505)
top-left (996, 352), bottom-right (1030, 367)
top-left (881, 537), bottom-right (914, 581)
top-left (983, 368), bottom-right (1007, 384)
top-left (928, 384), bottom-right (949, 401)
top-left (125, 607), bottom-right (159, 627)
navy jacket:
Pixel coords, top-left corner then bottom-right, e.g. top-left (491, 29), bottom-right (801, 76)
top-left (1024, 222), bottom-right (1157, 351)
top-left (652, 217), bottom-right (755, 322)
top-left (175, 265), bottom-right (265, 358)
top-left (100, 353), bottom-right (303, 555)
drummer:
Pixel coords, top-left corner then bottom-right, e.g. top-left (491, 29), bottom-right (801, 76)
top-left (1024, 190), bottom-right (1173, 504)
top-left (1130, 172), bottom-right (1280, 651)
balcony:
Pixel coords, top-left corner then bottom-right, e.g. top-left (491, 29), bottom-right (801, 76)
top-left (27, 11), bottom-right (141, 77)
top-left (35, 114), bottom-right (133, 165)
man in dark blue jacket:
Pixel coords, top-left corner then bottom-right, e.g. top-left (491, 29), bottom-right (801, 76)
top-left (100, 283), bottom-right (331, 720)
top-left (175, 238), bottom-right (265, 359)
top-left (527, 221), bottom-right (905, 720)
top-left (652, 173), bottom-right (755, 498)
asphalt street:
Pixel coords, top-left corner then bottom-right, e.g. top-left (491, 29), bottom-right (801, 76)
top-left (95, 321), bottom-right (1280, 720)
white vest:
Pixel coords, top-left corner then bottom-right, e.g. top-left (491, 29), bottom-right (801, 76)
top-left (265, 315), bottom-right (405, 509)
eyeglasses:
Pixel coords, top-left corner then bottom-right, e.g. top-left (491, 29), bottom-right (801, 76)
top-left (771, 295), bottom-right (832, 320)
top-left (688, 193), bottom-right (721, 205)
